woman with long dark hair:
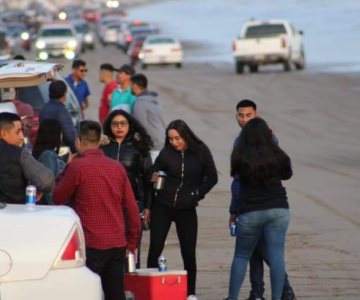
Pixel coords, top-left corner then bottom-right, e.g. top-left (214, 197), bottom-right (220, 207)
top-left (101, 109), bottom-right (153, 267)
top-left (224, 118), bottom-right (292, 300)
top-left (32, 119), bottom-right (67, 204)
top-left (146, 119), bottom-right (218, 300)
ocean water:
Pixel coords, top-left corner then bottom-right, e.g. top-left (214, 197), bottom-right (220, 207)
top-left (129, 0), bottom-right (360, 71)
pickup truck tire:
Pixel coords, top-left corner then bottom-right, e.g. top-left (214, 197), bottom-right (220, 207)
top-left (295, 50), bottom-right (306, 70)
top-left (283, 60), bottom-right (291, 72)
top-left (236, 61), bottom-right (244, 74)
top-left (142, 64), bottom-right (147, 70)
top-left (249, 64), bottom-right (259, 73)
top-left (176, 63), bottom-right (182, 69)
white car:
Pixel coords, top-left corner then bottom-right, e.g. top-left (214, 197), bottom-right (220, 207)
top-left (139, 35), bottom-right (183, 69)
top-left (35, 23), bottom-right (81, 60)
top-left (0, 203), bottom-right (102, 300)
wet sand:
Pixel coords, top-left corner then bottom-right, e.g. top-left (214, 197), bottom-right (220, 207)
top-left (61, 43), bottom-right (360, 299)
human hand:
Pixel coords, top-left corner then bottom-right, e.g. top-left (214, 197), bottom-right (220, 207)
top-left (151, 172), bottom-right (159, 183)
top-left (143, 208), bottom-right (151, 225)
top-left (229, 214), bottom-right (237, 228)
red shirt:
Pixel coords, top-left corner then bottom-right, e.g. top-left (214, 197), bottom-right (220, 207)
top-left (99, 81), bottom-right (118, 124)
top-left (53, 148), bottom-right (140, 251)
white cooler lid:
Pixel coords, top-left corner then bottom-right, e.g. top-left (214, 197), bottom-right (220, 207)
top-left (128, 268), bottom-right (187, 276)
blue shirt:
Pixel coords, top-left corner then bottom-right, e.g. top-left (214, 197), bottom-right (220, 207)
top-left (65, 75), bottom-right (90, 105)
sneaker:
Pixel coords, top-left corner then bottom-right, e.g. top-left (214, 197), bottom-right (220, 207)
top-left (187, 295), bottom-right (198, 300)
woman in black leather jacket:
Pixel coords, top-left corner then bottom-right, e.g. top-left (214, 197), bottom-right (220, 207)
top-left (101, 109), bottom-right (153, 267)
top-left (146, 119), bottom-right (218, 300)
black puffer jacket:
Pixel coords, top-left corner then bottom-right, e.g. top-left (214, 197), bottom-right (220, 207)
top-left (153, 144), bottom-right (218, 210)
top-left (100, 137), bottom-right (153, 209)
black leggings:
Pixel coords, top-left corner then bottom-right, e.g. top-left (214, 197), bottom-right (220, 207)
top-left (147, 202), bottom-right (198, 296)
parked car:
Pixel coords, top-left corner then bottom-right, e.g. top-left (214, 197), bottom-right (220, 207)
top-left (127, 35), bottom-right (148, 66)
top-left (72, 19), bottom-right (95, 51)
top-left (35, 23), bottom-right (81, 60)
top-left (232, 19), bottom-right (305, 73)
top-left (117, 22), bottom-right (157, 53)
top-left (101, 22), bottom-right (122, 46)
top-left (6, 23), bottom-right (31, 52)
top-left (0, 60), bottom-right (82, 144)
top-left (0, 203), bottom-right (103, 300)
top-left (139, 35), bottom-right (183, 69)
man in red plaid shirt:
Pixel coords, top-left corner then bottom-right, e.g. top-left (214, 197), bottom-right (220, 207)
top-left (53, 120), bottom-right (140, 300)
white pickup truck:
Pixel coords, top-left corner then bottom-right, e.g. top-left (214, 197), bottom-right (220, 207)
top-left (232, 19), bottom-right (305, 74)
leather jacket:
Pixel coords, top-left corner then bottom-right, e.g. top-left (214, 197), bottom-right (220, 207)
top-left (100, 137), bottom-right (153, 209)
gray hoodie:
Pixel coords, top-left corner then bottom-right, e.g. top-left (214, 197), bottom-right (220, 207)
top-left (133, 91), bottom-right (166, 150)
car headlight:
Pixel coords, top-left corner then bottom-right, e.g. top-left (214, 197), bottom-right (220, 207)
top-left (84, 34), bottom-right (93, 43)
top-left (58, 11), bottom-right (67, 20)
top-left (67, 40), bottom-right (77, 49)
top-left (36, 40), bottom-right (46, 49)
top-left (21, 32), bottom-right (30, 40)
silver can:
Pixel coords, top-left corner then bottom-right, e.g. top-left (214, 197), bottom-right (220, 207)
top-left (128, 252), bottom-right (136, 273)
top-left (154, 171), bottom-right (167, 190)
top-left (158, 255), bottom-right (167, 272)
top-left (26, 185), bottom-right (36, 205)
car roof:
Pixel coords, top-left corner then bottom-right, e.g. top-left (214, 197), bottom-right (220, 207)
top-left (0, 60), bottom-right (63, 88)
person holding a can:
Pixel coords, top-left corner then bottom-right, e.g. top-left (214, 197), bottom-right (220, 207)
top-left (145, 119), bottom-right (218, 300)
top-left (224, 117), bottom-right (293, 300)
top-left (101, 109), bottom-right (153, 268)
top-left (0, 112), bottom-right (54, 204)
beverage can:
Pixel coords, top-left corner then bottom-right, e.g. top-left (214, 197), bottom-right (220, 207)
top-left (26, 185), bottom-right (36, 205)
top-left (230, 222), bottom-right (237, 237)
top-left (158, 255), bottom-right (167, 272)
top-left (128, 252), bottom-right (136, 273)
top-left (154, 171), bottom-right (167, 190)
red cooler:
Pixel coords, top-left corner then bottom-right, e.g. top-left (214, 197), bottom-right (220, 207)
top-left (124, 268), bottom-right (187, 300)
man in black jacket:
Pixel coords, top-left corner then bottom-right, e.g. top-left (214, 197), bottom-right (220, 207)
top-left (0, 112), bottom-right (54, 204)
top-left (39, 80), bottom-right (77, 153)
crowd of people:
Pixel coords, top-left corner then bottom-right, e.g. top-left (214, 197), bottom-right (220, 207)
top-left (0, 58), bottom-right (296, 300)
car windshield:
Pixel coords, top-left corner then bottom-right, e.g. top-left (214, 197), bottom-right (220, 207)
top-left (245, 24), bottom-right (287, 38)
top-left (148, 38), bottom-right (175, 44)
top-left (75, 24), bottom-right (89, 34)
top-left (41, 28), bottom-right (73, 37)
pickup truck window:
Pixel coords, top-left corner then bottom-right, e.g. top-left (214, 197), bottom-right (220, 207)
top-left (245, 24), bottom-right (287, 38)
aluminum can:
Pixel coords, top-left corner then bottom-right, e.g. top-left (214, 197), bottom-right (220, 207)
top-left (128, 252), bottom-right (136, 273)
top-left (154, 171), bottom-right (167, 190)
top-left (158, 255), bottom-right (167, 272)
top-left (26, 185), bottom-right (36, 205)
top-left (230, 222), bottom-right (237, 236)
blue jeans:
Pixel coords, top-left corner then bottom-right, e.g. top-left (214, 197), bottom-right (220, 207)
top-left (249, 238), bottom-right (293, 298)
top-left (227, 208), bottom-right (290, 300)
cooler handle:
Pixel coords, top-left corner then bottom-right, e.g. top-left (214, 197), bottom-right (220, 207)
top-left (161, 276), bottom-right (182, 285)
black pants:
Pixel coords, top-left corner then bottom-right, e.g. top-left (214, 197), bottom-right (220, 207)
top-left (86, 247), bottom-right (126, 300)
top-left (147, 202), bottom-right (198, 296)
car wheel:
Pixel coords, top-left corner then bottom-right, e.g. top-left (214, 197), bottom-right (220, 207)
top-left (235, 61), bottom-right (244, 74)
top-left (176, 63), bottom-right (182, 69)
top-left (249, 64), bottom-right (258, 73)
top-left (295, 50), bottom-right (305, 70)
top-left (142, 64), bottom-right (147, 70)
top-left (283, 60), bottom-right (291, 72)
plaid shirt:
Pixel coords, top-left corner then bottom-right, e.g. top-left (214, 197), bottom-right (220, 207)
top-left (53, 148), bottom-right (140, 251)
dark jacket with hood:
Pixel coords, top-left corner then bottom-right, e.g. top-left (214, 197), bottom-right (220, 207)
top-left (100, 136), bottom-right (153, 209)
top-left (153, 144), bottom-right (218, 210)
top-left (132, 91), bottom-right (166, 150)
